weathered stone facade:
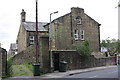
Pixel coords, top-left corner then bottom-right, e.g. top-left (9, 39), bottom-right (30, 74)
top-left (12, 43), bottom-right (116, 72)
top-left (17, 10), bottom-right (48, 53)
top-left (8, 43), bottom-right (18, 55)
top-left (45, 7), bottom-right (101, 52)
top-left (13, 7), bottom-right (114, 73)
top-left (13, 36), bottom-right (50, 71)
top-left (17, 22), bottom-right (27, 53)
top-left (0, 48), bottom-right (7, 77)
top-left (52, 51), bottom-right (116, 70)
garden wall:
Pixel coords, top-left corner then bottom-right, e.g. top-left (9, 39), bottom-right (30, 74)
top-left (52, 51), bottom-right (116, 70)
top-left (0, 48), bottom-right (7, 77)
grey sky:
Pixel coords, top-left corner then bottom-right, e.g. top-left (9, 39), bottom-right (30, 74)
top-left (0, 0), bottom-right (118, 51)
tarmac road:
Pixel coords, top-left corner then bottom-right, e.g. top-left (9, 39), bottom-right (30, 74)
top-left (2, 66), bottom-right (119, 80)
top-left (65, 67), bottom-right (118, 78)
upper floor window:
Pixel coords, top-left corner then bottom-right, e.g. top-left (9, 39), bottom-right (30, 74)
top-left (74, 29), bottom-right (78, 40)
top-left (29, 36), bottom-right (34, 44)
top-left (76, 16), bottom-right (82, 24)
top-left (80, 30), bottom-right (84, 40)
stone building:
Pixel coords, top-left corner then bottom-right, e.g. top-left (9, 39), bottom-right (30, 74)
top-left (8, 43), bottom-right (18, 55)
top-left (45, 7), bottom-right (101, 52)
top-left (12, 7), bottom-right (117, 72)
top-left (17, 9), bottom-right (48, 53)
top-left (0, 48), bottom-right (7, 78)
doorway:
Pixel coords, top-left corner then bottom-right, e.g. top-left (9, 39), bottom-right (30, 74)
top-left (53, 53), bottom-right (60, 71)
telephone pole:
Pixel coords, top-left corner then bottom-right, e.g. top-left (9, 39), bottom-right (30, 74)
top-left (33, 0), bottom-right (40, 76)
top-left (35, 0), bottom-right (39, 63)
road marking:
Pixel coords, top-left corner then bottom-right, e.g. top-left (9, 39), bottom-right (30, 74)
top-left (89, 75), bottom-right (98, 78)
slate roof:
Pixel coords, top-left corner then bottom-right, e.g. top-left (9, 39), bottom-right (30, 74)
top-left (23, 22), bottom-right (48, 32)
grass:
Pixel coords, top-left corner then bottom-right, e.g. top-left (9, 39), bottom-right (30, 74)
top-left (7, 57), bottom-right (33, 77)
top-left (12, 64), bottom-right (33, 77)
top-left (6, 54), bottom-right (34, 77)
top-left (23, 63), bottom-right (33, 72)
top-left (6, 55), bottom-right (14, 77)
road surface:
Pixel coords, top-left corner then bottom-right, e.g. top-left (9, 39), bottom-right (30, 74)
top-left (65, 67), bottom-right (118, 78)
top-left (2, 67), bottom-right (119, 80)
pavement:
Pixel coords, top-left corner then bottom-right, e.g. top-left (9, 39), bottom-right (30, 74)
top-left (9, 65), bottom-right (117, 79)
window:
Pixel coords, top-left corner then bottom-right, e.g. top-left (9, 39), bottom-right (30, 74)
top-left (76, 16), bottom-right (82, 24)
top-left (80, 30), bottom-right (84, 40)
top-left (29, 36), bottom-right (34, 44)
top-left (74, 30), bottom-right (78, 40)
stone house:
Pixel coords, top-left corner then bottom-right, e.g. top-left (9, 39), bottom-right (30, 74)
top-left (12, 7), bottom-right (117, 72)
top-left (8, 43), bottom-right (18, 55)
top-left (44, 7), bottom-right (101, 52)
top-left (17, 9), bottom-right (48, 53)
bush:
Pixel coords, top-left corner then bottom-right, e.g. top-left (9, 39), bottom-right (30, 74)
top-left (6, 57), bottom-right (13, 77)
top-left (72, 41), bottom-right (92, 56)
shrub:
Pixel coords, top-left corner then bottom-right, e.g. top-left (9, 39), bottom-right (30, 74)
top-left (72, 41), bottom-right (92, 56)
top-left (6, 57), bottom-right (13, 77)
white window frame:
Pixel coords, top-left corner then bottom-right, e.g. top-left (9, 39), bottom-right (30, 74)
top-left (80, 30), bottom-right (84, 40)
top-left (74, 30), bottom-right (78, 40)
top-left (29, 36), bottom-right (35, 44)
top-left (76, 16), bottom-right (82, 24)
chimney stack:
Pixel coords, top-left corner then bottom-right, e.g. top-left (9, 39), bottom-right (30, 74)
top-left (21, 9), bottom-right (26, 22)
top-left (71, 7), bottom-right (84, 13)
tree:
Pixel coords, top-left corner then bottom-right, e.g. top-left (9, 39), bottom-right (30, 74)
top-left (119, 4), bottom-right (120, 7)
top-left (101, 38), bottom-right (119, 56)
top-left (117, 40), bottom-right (120, 53)
top-left (101, 40), bottom-right (107, 47)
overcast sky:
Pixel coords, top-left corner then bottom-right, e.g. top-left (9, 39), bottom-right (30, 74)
top-left (0, 0), bottom-right (118, 51)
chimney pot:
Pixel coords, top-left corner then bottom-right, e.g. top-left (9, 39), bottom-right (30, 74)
top-left (21, 9), bottom-right (26, 22)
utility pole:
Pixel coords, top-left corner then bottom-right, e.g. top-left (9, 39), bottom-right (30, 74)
top-left (33, 0), bottom-right (40, 76)
top-left (35, 0), bottom-right (39, 63)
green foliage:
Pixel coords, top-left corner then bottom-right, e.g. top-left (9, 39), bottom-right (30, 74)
top-left (6, 56), bottom-right (13, 77)
top-left (12, 64), bottom-right (33, 77)
top-left (23, 62), bottom-right (33, 72)
top-left (7, 56), bottom-right (33, 77)
top-left (72, 41), bottom-right (92, 56)
top-left (118, 41), bottom-right (120, 53)
top-left (101, 40), bottom-right (107, 47)
top-left (119, 4), bottom-right (120, 7)
top-left (101, 38), bottom-right (119, 54)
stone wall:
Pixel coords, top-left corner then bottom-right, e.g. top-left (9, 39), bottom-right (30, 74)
top-left (12, 45), bottom-right (36, 64)
top-left (0, 48), bottom-right (7, 77)
top-left (57, 51), bottom-right (116, 70)
top-left (12, 45), bottom-right (116, 72)
top-left (12, 36), bottom-right (50, 71)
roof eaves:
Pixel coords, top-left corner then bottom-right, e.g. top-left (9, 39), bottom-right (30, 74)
top-left (85, 13), bottom-right (101, 26)
top-left (44, 13), bottom-right (71, 27)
